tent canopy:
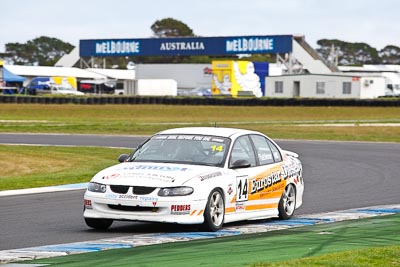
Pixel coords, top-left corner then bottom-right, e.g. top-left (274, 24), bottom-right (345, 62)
top-left (2, 67), bottom-right (26, 82)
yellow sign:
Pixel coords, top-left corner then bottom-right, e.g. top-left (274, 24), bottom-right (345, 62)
top-left (212, 60), bottom-right (263, 97)
top-left (212, 61), bottom-right (232, 96)
top-left (51, 76), bottom-right (77, 89)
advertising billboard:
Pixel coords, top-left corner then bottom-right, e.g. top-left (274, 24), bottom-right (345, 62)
top-left (80, 35), bottom-right (293, 57)
top-left (212, 60), bottom-right (269, 97)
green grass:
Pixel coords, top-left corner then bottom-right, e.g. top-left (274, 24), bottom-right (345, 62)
top-left (1, 104), bottom-right (400, 190)
top-left (0, 104), bottom-right (400, 141)
top-left (0, 145), bottom-right (130, 190)
top-left (255, 246), bottom-right (400, 266)
top-left (28, 214), bottom-right (400, 267)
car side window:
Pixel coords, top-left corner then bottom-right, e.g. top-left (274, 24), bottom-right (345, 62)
top-left (229, 136), bottom-right (257, 167)
top-left (267, 140), bottom-right (282, 162)
top-left (250, 135), bottom-right (274, 165)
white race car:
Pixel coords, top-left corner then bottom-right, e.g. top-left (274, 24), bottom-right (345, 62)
top-left (83, 127), bottom-right (304, 231)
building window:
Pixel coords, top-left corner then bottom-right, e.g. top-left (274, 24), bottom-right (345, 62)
top-left (275, 81), bottom-right (283, 93)
top-left (343, 82), bottom-right (352, 94)
top-left (316, 82), bottom-right (325, 94)
top-left (116, 82), bottom-right (124, 89)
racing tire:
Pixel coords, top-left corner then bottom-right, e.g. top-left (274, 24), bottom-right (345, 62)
top-left (278, 184), bottom-right (296, 220)
top-left (84, 217), bottom-right (113, 230)
top-left (202, 188), bottom-right (225, 232)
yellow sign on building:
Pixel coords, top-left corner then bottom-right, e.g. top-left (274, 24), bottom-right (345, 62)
top-left (52, 76), bottom-right (77, 89)
top-left (212, 60), bottom-right (263, 97)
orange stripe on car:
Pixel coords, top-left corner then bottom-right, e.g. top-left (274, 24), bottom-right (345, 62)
top-left (245, 203), bottom-right (278, 211)
top-left (225, 207), bottom-right (235, 213)
top-left (190, 210), bottom-right (204, 216)
top-left (190, 210), bottom-right (197, 216)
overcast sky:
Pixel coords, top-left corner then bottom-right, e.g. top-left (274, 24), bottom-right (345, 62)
top-left (1, 0), bottom-right (399, 53)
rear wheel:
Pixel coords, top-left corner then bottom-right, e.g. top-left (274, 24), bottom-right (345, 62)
top-left (84, 217), bottom-right (113, 230)
top-left (278, 184), bottom-right (296, 220)
top-left (202, 189), bottom-right (225, 231)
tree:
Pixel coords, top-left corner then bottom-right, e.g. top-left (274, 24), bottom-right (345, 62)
top-left (379, 45), bottom-right (400, 64)
top-left (3, 36), bottom-right (74, 66)
top-left (316, 39), bottom-right (381, 65)
top-left (130, 18), bottom-right (195, 64)
top-left (151, 18), bottom-right (195, 38)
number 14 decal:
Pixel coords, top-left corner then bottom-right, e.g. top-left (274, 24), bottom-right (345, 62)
top-left (236, 175), bottom-right (248, 202)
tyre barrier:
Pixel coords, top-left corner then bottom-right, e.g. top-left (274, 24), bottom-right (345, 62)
top-left (0, 95), bottom-right (399, 107)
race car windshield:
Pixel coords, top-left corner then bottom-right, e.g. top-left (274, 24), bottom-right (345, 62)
top-left (130, 134), bottom-right (230, 167)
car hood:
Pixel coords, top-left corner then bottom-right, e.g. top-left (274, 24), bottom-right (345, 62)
top-left (91, 162), bottom-right (221, 187)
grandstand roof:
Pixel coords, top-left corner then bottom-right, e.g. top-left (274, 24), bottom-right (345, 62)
top-left (4, 65), bottom-right (107, 79)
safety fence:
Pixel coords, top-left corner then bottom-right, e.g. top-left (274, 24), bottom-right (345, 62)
top-left (0, 95), bottom-right (399, 106)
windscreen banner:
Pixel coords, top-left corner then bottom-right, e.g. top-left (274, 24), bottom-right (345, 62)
top-left (79, 35), bottom-right (293, 57)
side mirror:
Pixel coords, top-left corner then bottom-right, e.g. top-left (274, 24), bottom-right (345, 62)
top-left (230, 159), bottom-right (251, 169)
top-left (118, 154), bottom-right (130, 163)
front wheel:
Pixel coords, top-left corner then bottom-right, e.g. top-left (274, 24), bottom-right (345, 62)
top-left (278, 184), bottom-right (296, 220)
top-left (202, 189), bottom-right (225, 231)
top-left (84, 217), bottom-right (113, 230)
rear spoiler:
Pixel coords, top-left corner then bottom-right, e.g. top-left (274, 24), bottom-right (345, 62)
top-left (283, 150), bottom-right (299, 158)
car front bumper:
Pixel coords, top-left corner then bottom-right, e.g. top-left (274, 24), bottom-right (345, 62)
top-left (83, 191), bottom-right (206, 224)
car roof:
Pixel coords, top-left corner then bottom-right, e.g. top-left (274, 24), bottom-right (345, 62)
top-left (156, 127), bottom-right (260, 138)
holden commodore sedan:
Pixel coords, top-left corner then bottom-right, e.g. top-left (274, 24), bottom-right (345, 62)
top-left (83, 127), bottom-right (304, 231)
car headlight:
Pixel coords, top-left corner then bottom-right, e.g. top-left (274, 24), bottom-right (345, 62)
top-left (88, 182), bottom-right (107, 193)
top-left (158, 187), bottom-right (194, 196)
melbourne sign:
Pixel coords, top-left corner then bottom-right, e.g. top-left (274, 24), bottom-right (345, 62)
top-left (79, 35), bottom-right (293, 57)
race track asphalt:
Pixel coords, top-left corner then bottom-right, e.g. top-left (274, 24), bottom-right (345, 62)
top-left (0, 134), bottom-right (399, 251)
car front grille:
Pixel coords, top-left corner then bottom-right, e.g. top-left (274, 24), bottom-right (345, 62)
top-left (110, 185), bottom-right (129, 194)
top-left (109, 185), bottom-right (156, 195)
top-left (108, 204), bottom-right (158, 212)
top-left (133, 186), bottom-right (156, 195)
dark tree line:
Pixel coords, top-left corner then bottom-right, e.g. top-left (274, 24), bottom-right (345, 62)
top-left (0, 18), bottom-right (274, 68)
top-left (2, 18), bottom-right (397, 68)
top-left (1, 36), bottom-right (74, 66)
top-left (316, 39), bottom-right (400, 65)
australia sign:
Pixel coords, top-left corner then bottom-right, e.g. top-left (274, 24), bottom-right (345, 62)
top-left (79, 35), bottom-right (293, 57)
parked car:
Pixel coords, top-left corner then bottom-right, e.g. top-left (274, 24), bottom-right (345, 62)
top-left (179, 87), bottom-right (212, 97)
top-left (26, 77), bottom-right (78, 95)
top-left (50, 86), bottom-right (84, 96)
top-left (83, 127), bottom-right (304, 231)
